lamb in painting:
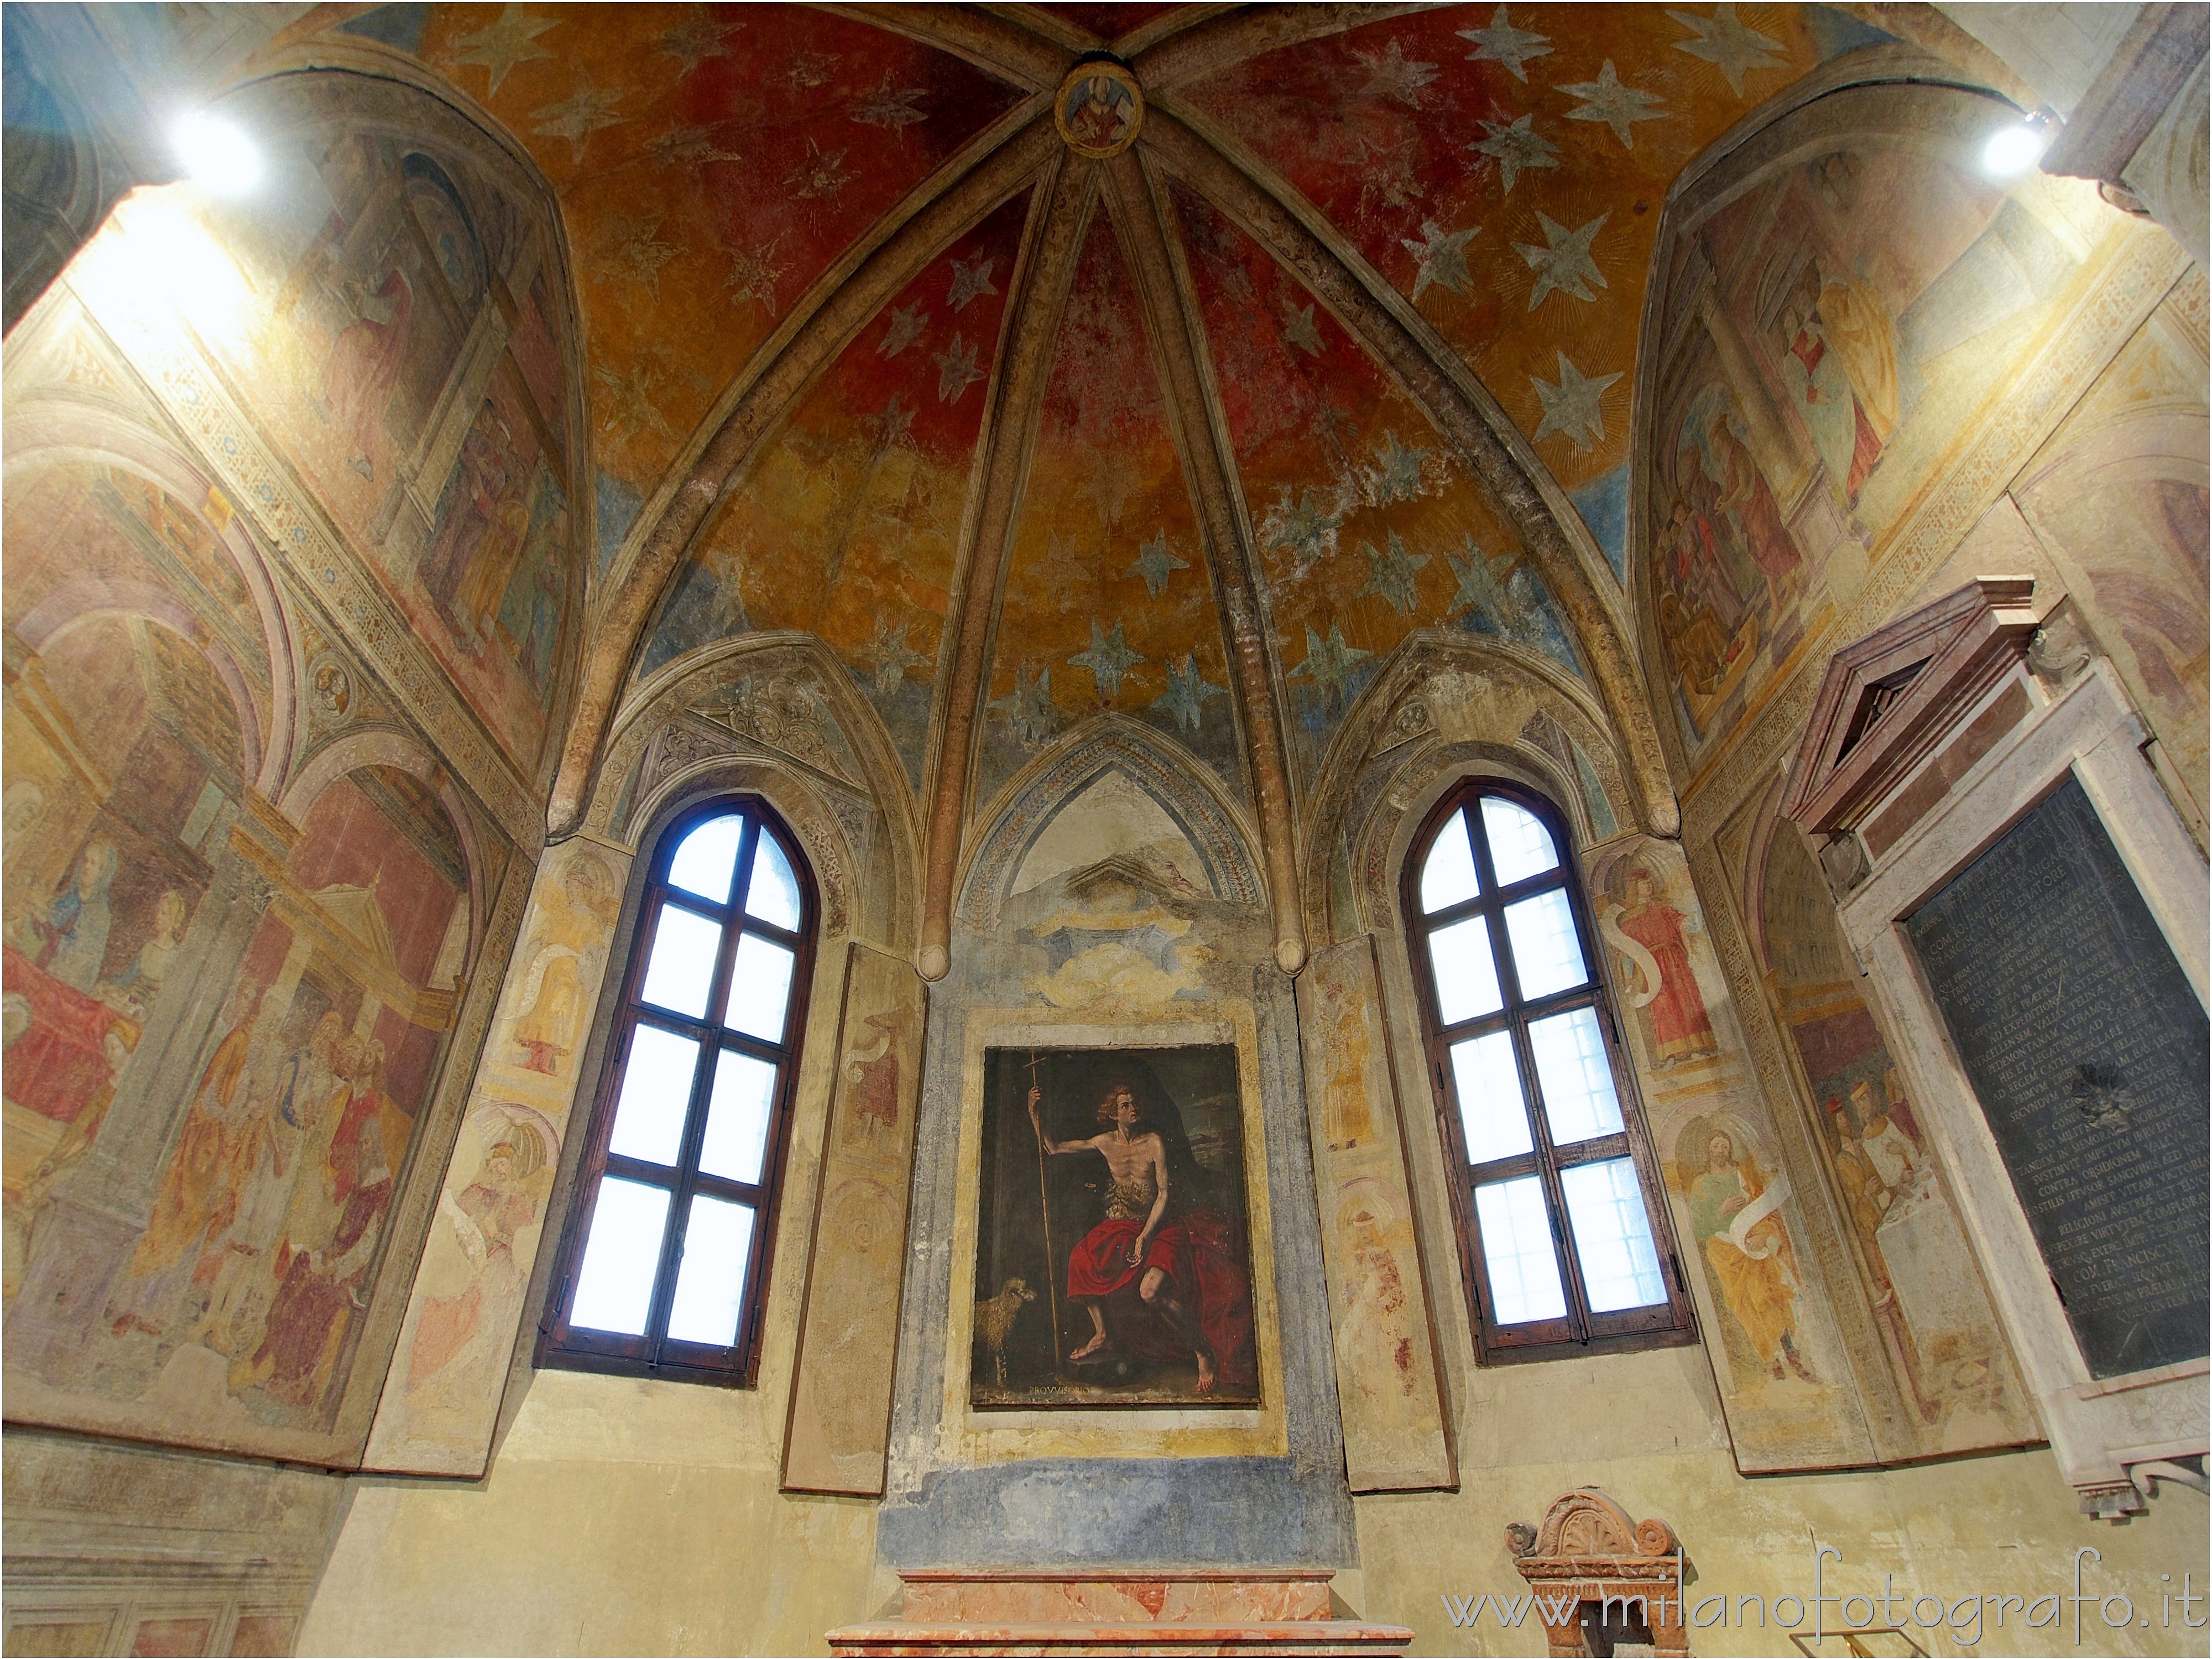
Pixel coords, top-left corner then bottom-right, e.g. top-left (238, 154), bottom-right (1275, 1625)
top-left (975, 1276), bottom-right (1035, 1389)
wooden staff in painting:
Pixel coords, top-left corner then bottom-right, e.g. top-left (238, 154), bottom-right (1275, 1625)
top-left (1024, 1050), bottom-right (1064, 1374)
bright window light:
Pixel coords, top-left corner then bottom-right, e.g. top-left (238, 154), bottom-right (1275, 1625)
top-left (174, 113), bottom-right (260, 194)
top-left (1983, 116), bottom-right (2048, 178)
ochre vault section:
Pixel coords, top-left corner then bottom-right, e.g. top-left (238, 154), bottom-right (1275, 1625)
top-left (1, 3), bottom-right (2205, 1656)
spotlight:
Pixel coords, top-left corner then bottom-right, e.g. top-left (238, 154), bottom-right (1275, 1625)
top-left (174, 112), bottom-right (260, 194)
top-left (1983, 111), bottom-right (2052, 178)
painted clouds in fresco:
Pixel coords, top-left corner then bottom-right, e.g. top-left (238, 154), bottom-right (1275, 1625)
top-left (1182, 4), bottom-right (1834, 572)
top-left (415, 3), bottom-right (1026, 514)
top-left (640, 190), bottom-right (1035, 791)
top-left (980, 208), bottom-right (1245, 816)
top-left (1171, 182), bottom-right (1582, 791)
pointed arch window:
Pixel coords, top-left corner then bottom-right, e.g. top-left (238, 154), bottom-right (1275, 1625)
top-left (540, 799), bottom-right (815, 1386)
top-left (1404, 780), bottom-right (1693, 1363)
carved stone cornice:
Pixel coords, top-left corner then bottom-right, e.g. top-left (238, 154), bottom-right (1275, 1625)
top-left (1108, 149), bottom-right (1306, 973)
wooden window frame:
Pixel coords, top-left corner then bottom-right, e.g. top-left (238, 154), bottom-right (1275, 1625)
top-left (537, 796), bottom-right (818, 1388)
top-left (1401, 779), bottom-right (1695, 1365)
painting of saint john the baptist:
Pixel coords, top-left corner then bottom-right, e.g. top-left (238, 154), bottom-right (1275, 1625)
top-left (972, 1046), bottom-right (1256, 1407)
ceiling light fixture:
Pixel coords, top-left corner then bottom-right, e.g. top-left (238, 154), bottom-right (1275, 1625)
top-left (1983, 110), bottom-right (2053, 179)
top-left (174, 112), bottom-right (260, 194)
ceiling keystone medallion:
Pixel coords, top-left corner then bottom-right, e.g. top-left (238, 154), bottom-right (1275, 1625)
top-left (1055, 59), bottom-right (1142, 159)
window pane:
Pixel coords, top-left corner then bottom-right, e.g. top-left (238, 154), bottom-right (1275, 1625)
top-left (726, 933), bottom-right (795, 1041)
top-left (746, 831), bottom-right (802, 930)
top-left (1428, 916), bottom-right (1503, 1024)
top-left (1562, 1159), bottom-right (1667, 1312)
top-left (1473, 1176), bottom-right (1567, 1324)
top-left (1420, 809), bottom-right (1481, 911)
top-left (1481, 795), bottom-right (1559, 885)
top-left (608, 1025), bottom-right (699, 1166)
top-left (1528, 1006), bottom-right (1623, 1144)
top-left (1449, 1031), bottom-right (1532, 1164)
top-left (666, 1195), bottom-right (757, 1347)
top-left (668, 813), bottom-right (744, 905)
top-left (700, 1049), bottom-right (778, 1183)
top-left (640, 904), bottom-right (722, 1019)
top-left (570, 1176), bottom-right (670, 1335)
top-left (1503, 887), bottom-right (1587, 999)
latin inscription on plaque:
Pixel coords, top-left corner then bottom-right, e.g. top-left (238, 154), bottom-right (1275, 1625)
top-left (1905, 778), bottom-right (2209, 1378)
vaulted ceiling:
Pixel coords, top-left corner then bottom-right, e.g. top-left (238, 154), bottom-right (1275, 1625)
top-left (149, 2), bottom-right (1921, 967)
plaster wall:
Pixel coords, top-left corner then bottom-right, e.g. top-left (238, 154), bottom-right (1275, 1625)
top-left (1358, 1342), bottom-right (2209, 1656)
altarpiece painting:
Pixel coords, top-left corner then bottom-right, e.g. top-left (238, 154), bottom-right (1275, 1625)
top-left (971, 1045), bottom-right (1258, 1407)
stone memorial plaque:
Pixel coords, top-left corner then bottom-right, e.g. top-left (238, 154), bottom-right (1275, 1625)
top-left (1905, 777), bottom-right (2209, 1378)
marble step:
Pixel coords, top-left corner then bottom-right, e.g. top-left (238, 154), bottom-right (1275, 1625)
top-left (826, 1569), bottom-right (1412, 1657)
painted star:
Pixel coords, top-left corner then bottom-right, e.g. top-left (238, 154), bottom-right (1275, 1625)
top-left (1557, 60), bottom-right (1667, 148)
top-left (866, 615), bottom-right (929, 696)
top-left (1152, 655), bottom-right (1226, 734)
top-left (851, 72), bottom-right (930, 133)
top-left (1261, 486), bottom-right (1340, 571)
top-left (1281, 302), bottom-right (1324, 357)
top-left (1366, 430), bottom-right (1434, 506)
top-left (656, 16), bottom-right (735, 78)
top-left (989, 665), bottom-right (1057, 747)
top-left (593, 362), bottom-right (676, 441)
top-left (1401, 218), bottom-right (1479, 302)
top-left (948, 254), bottom-right (999, 312)
top-left (1359, 529), bottom-right (1431, 615)
top-left (1470, 113), bottom-right (1559, 195)
top-left (1354, 39), bottom-right (1439, 108)
top-left (1668, 4), bottom-right (1787, 97)
top-left (785, 138), bottom-right (853, 200)
top-left (878, 302), bottom-right (927, 358)
top-left (1128, 531), bottom-right (1188, 598)
top-left (725, 239), bottom-right (789, 316)
top-left (531, 83), bottom-right (628, 161)
top-left (870, 392), bottom-right (916, 450)
top-left (1515, 211), bottom-right (1608, 309)
top-left (448, 6), bottom-right (557, 94)
top-left (1529, 352), bottom-right (1623, 451)
top-left (1456, 5), bottom-right (1552, 81)
top-left (933, 333), bottom-right (983, 403)
top-left (1447, 537), bottom-right (1521, 630)
top-left (784, 49), bottom-right (841, 92)
top-left (648, 124), bottom-right (743, 166)
top-left (604, 212), bottom-right (681, 300)
top-left (1289, 622), bottom-right (1373, 702)
top-left (1069, 620), bottom-right (1145, 700)
top-left (1036, 531), bottom-right (1089, 594)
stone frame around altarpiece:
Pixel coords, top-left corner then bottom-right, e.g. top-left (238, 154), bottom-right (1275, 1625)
top-left (1832, 657), bottom-right (2209, 1516)
top-left (939, 1006), bottom-right (1288, 1465)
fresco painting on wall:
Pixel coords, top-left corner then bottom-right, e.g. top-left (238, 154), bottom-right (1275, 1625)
top-left (1296, 938), bottom-right (1452, 1491)
top-left (783, 942), bottom-right (927, 1495)
top-left (366, 837), bottom-right (623, 1474)
top-left (1757, 822), bottom-right (2033, 1449)
top-left (170, 86), bottom-right (577, 773)
top-left (2013, 278), bottom-right (2211, 822)
top-left (1584, 838), bottom-right (1867, 1467)
top-left (971, 1045), bottom-right (1257, 1406)
top-left (1650, 119), bottom-right (2095, 763)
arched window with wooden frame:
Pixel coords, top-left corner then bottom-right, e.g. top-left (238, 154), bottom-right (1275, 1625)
top-left (539, 797), bottom-right (816, 1386)
top-left (1402, 779), bottom-right (1693, 1364)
